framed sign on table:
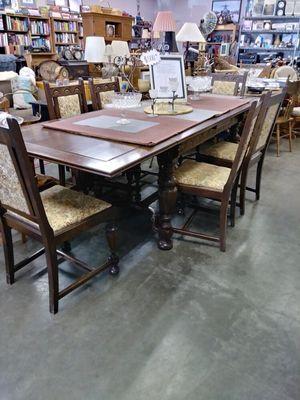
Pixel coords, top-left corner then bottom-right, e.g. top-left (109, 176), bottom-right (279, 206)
top-left (149, 54), bottom-right (187, 102)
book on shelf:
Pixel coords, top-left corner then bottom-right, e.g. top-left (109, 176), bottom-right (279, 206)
top-left (6, 16), bottom-right (29, 31)
top-left (30, 20), bottom-right (50, 35)
top-left (53, 20), bottom-right (77, 32)
top-left (7, 33), bottom-right (30, 46)
top-left (31, 37), bottom-right (50, 50)
top-left (55, 32), bottom-right (76, 43)
top-left (0, 33), bottom-right (8, 46)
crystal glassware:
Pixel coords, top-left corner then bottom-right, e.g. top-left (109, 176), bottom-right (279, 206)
top-left (112, 92), bottom-right (142, 125)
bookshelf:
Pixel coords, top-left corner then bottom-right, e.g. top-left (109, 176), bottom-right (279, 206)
top-left (0, 11), bottom-right (84, 58)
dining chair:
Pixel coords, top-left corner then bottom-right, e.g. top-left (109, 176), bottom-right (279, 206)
top-left (0, 118), bottom-right (119, 314)
top-left (196, 91), bottom-right (285, 215)
top-left (211, 72), bottom-right (248, 96)
top-left (173, 100), bottom-right (258, 252)
top-left (273, 97), bottom-right (294, 157)
top-left (88, 77), bottom-right (120, 111)
top-left (44, 78), bottom-right (88, 120)
top-left (44, 78), bottom-right (88, 185)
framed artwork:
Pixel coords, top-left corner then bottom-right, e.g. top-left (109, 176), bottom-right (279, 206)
top-left (69, 0), bottom-right (81, 12)
top-left (18, 0), bottom-right (37, 7)
top-left (150, 55), bottom-right (187, 101)
top-left (263, 0), bottom-right (276, 15)
top-left (212, 0), bottom-right (241, 24)
top-left (106, 24), bottom-right (115, 37)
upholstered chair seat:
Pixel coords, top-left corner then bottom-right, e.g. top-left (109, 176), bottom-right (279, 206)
top-left (174, 160), bottom-right (231, 191)
top-left (199, 141), bottom-right (238, 162)
top-left (41, 185), bottom-right (111, 234)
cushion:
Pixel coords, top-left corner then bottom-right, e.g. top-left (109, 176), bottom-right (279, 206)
top-left (41, 185), bottom-right (111, 234)
top-left (57, 94), bottom-right (81, 119)
top-left (292, 107), bottom-right (300, 117)
top-left (174, 160), bottom-right (231, 191)
top-left (199, 141), bottom-right (238, 162)
top-left (212, 81), bottom-right (237, 96)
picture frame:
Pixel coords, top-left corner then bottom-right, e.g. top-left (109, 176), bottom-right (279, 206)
top-left (68, 0), bottom-right (81, 13)
top-left (212, 0), bottom-right (241, 24)
top-left (18, 0), bottom-right (36, 7)
top-left (150, 54), bottom-right (187, 102)
top-left (106, 24), bottom-right (115, 37)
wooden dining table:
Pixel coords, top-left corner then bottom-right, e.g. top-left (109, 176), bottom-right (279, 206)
top-left (22, 94), bottom-right (252, 251)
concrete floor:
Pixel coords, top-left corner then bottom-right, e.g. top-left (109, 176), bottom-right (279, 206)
top-left (0, 139), bottom-right (300, 400)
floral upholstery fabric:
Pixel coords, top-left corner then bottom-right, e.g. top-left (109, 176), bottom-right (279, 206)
top-left (212, 81), bottom-right (237, 96)
top-left (255, 103), bottom-right (279, 151)
top-left (0, 143), bottom-right (30, 214)
top-left (174, 160), bottom-right (231, 191)
top-left (41, 185), bottom-right (111, 234)
top-left (57, 95), bottom-right (81, 119)
top-left (199, 141), bottom-right (238, 162)
top-left (99, 91), bottom-right (115, 105)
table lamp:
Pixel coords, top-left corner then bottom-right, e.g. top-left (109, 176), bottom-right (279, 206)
top-left (111, 40), bottom-right (130, 57)
top-left (153, 11), bottom-right (178, 52)
top-left (84, 36), bottom-right (106, 63)
top-left (176, 22), bottom-right (206, 51)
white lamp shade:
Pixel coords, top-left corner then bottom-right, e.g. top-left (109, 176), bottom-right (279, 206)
top-left (85, 36), bottom-right (106, 63)
top-left (142, 29), bottom-right (150, 39)
top-left (111, 40), bottom-right (130, 57)
top-left (176, 23), bottom-right (206, 43)
top-left (153, 11), bottom-right (176, 32)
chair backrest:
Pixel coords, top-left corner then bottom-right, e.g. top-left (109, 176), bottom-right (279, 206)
top-left (44, 78), bottom-right (88, 120)
top-left (0, 118), bottom-right (51, 234)
top-left (274, 66), bottom-right (298, 82)
top-left (223, 100), bottom-right (259, 193)
top-left (211, 72), bottom-right (248, 96)
top-left (88, 77), bottom-right (120, 111)
top-left (255, 90), bottom-right (286, 152)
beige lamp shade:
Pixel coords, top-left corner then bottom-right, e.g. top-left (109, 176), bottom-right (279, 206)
top-left (111, 40), bottom-right (130, 57)
top-left (85, 36), bottom-right (106, 63)
top-left (153, 11), bottom-right (176, 32)
top-left (176, 23), bottom-right (206, 43)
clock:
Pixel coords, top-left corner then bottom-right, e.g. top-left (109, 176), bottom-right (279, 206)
top-left (73, 49), bottom-right (83, 61)
top-left (38, 60), bottom-right (69, 82)
top-left (275, 0), bottom-right (286, 15)
top-left (63, 48), bottom-right (74, 61)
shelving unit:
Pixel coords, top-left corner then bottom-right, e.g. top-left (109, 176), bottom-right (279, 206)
top-left (81, 12), bottom-right (133, 43)
top-left (207, 23), bottom-right (239, 60)
top-left (238, 3), bottom-right (300, 64)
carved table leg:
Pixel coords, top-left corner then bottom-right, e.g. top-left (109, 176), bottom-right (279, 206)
top-left (157, 149), bottom-right (178, 250)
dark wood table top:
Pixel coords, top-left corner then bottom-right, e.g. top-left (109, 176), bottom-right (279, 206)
top-left (22, 100), bottom-right (251, 178)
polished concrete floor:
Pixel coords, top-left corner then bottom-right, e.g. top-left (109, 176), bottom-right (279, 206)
top-left (0, 139), bottom-right (300, 400)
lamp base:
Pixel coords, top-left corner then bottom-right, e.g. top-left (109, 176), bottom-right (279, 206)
top-left (165, 31), bottom-right (178, 53)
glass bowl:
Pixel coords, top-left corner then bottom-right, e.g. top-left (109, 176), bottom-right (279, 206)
top-left (112, 92), bottom-right (142, 109)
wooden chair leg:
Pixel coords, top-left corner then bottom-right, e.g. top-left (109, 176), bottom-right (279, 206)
top-left (0, 219), bottom-right (15, 284)
top-left (288, 121), bottom-right (292, 152)
top-left (276, 124), bottom-right (280, 157)
top-left (230, 177), bottom-right (239, 227)
top-left (39, 159), bottom-right (45, 175)
top-left (219, 199), bottom-right (229, 252)
top-left (105, 224), bottom-right (119, 276)
top-left (255, 158), bottom-right (264, 201)
top-left (44, 243), bottom-right (59, 314)
top-left (239, 167), bottom-right (248, 216)
top-left (58, 165), bottom-right (66, 186)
